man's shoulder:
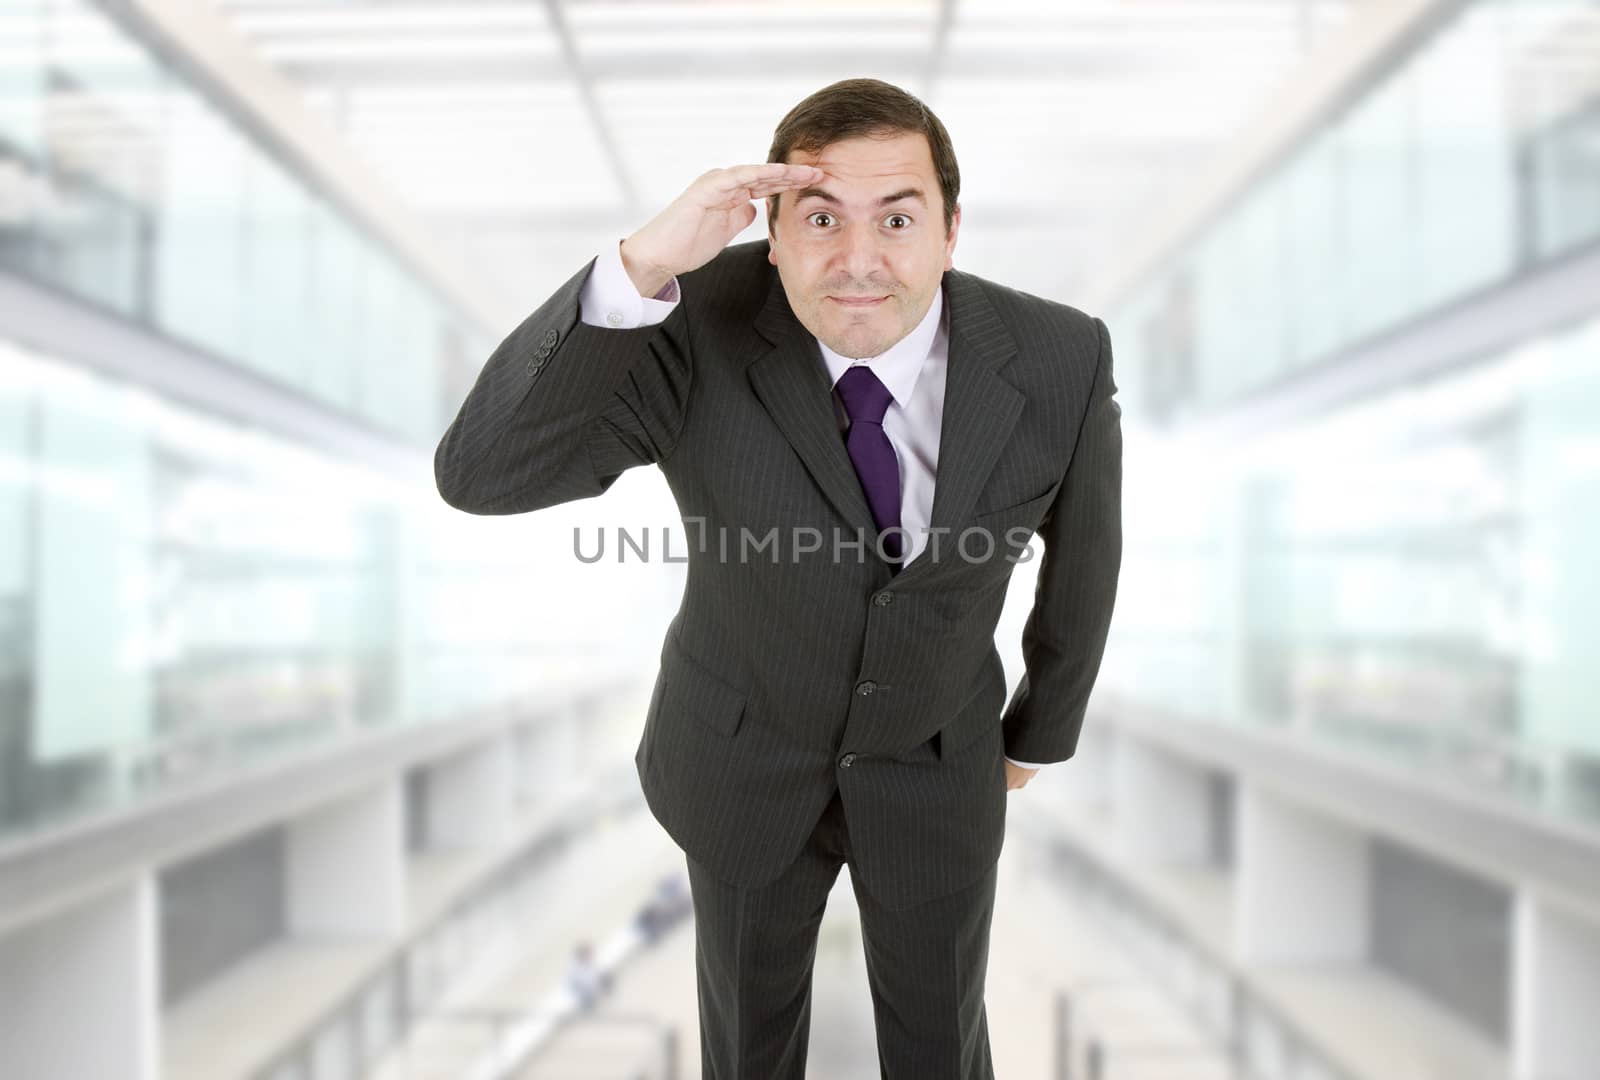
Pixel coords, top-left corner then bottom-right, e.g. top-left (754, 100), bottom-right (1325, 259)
top-left (951, 270), bottom-right (1104, 401)
top-left (693, 236), bottom-right (771, 274)
top-left (952, 265), bottom-right (1097, 338)
top-left (677, 238), bottom-right (774, 320)
top-left (714, 237), bottom-right (774, 266)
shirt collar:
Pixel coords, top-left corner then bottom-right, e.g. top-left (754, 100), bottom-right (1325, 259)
top-left (816, 285), bottom-right (944, 409)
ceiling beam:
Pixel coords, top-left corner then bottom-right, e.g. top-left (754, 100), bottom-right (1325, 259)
top-left (270, 46), bottom-right (1256, 86)
top-left (923, 0), bottom-right (957, 98)
top-left (540, 0), bottom-right (638, 212)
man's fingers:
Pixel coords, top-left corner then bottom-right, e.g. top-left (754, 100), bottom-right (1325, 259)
top-left (713, 163), bottom-right (823, 193)
top-left (742, 180), bottom-right (815, 200)
top-left (702, 169), bottom-right (825, 211)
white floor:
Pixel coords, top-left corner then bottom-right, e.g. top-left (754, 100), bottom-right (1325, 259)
top-left (382, 791), bottom-right (1238, 1079)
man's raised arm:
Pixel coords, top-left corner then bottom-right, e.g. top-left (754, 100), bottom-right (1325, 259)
top-left (432, 163), bottom-right (822, 516)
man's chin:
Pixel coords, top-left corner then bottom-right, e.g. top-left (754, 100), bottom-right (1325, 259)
top-left (826, 339), bottom-right (886, 361)
top-left (821, 326), bottom-right (893, 360)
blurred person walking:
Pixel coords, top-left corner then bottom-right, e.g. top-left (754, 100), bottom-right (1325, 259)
top-left (565, 940), bottom-right (611, 1012)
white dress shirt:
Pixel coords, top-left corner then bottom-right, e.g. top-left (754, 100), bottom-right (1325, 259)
top-left (580, 242), bottom-right (1048, 771)
top-left (815, 286), bottom-right (945, 568)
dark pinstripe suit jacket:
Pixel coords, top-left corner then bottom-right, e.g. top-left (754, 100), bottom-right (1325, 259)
top-left (435, 239), bottom-right (1122, 910)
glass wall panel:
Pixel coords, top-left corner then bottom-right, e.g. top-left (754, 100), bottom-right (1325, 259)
top-left (154, 89), bottom-right (247, 359)
top-left (241, 153), bottom-right (314, 388)
top-left (1095, 442), bottom-right (1230, 720)
top-left (1413, 2), bottom-right (1517, 307)
top-left (0, 0), bottom-right (484, 453)
top-left (1108, 0), bottom-right (1599, 418)
top-left (305, 197), bottom-right (363, 411)
top-left (1527, 104), bottom-right (1600, 259)
top-left (1190, 222), bottom-right (1234, 409)
top-left (1233, 172), bottom-right (1290, 392)
top-left (1518, 319), bottom-right (1600, 806)
top-left (0, 3), bottom-right (45, 158)
top-left (1103, 312), bottom-right (1600, 828)
top-left (0, 336), bottom-right (620, 842)
top-left (1282, 130), bottom-right (1343, 370)
top-left (31, 0), bottom-right (162, 315)
top-left (1337, 63), bottom-right (1416, 344)
top-left (1098, 0), bottom-right (1600, 833)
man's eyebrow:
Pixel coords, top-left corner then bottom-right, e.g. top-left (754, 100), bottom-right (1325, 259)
top-left (794, 186), bottom-right (927, 208)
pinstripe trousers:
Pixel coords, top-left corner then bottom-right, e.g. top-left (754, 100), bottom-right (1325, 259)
top-left (686, 785), bottom-right (998, 1079)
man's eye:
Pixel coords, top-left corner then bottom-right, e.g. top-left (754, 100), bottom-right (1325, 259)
top-left (805, 211), bottom-right (910, 228)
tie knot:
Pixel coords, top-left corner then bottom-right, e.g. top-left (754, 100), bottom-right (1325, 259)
top-left (835, 365), bottom-right (893, 424)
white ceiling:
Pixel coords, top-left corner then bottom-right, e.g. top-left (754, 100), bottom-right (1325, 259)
top-left (210, 0), bottom-right (1358, 304)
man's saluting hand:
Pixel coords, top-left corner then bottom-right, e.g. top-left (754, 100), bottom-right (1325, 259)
top-left (617, 163), bottom-right (825, 298)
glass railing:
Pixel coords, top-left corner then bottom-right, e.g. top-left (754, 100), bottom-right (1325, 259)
top-left (250, 772), bottom-right (674, 1080)
top-left (0, 339), bottom-right (643, 843)
top-left (1099, 310), bottom-right (1600, 829)
top-left (1027, 813), bottom-right (1363, 1080)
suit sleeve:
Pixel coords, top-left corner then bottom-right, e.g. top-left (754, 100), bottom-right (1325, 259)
top-left (433, 244), bottom-right (693, 515)
top-left (1005, 755), bottom-right (1050, 770)
top-left (999, 315), bottom-right (1123, 765)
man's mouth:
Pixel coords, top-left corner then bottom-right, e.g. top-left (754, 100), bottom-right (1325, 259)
top-left (829, 296), bottom-right (889, 307)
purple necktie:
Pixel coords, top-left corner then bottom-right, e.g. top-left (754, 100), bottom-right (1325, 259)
top-left (835, 365), bottom-right (903, 564)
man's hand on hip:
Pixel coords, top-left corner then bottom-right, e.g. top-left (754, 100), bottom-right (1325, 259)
top-left (1004, 760), bottom-right (1039, 791)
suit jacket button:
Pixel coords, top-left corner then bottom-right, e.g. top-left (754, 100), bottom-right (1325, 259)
top-left (873, 591), bottom-right (894, 606)
top-left (542, 329), bottom-right (559, 347)
top-left (839, 753), bottom-right (856, 768)
top-left (855, 680), bottom-right (876, 696)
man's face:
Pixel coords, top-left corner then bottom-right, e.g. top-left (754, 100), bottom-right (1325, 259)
top-left (767, 130), bottom-right (960, 360)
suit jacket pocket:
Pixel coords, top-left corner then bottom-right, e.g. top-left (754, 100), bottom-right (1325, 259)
top-left (969, 480), bottom-right (1060, 525)
top-left (659, 632), bottom-right (748, 738)
top-left (964, 481), bottom-right (1062, 561)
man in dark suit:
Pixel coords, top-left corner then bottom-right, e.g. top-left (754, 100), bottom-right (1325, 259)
top-left (435, 77), bottom-right (1121, 1079)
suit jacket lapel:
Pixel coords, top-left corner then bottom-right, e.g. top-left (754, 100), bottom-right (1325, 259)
top-left (921, 272), bottom-right (1025, 522)
top-left (748, 279), bottom-right (878, 539)
top-left (748, 265), bottom-right (1025, 582)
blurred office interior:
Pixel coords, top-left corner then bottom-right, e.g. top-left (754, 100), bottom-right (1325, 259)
top-left (1, 0), bottom-right (1598, 1077)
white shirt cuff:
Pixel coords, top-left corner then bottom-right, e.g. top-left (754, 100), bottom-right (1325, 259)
top-left (1005, 756), bottom-right (1048, 769)
top-left (579, 240), bottom-right (680, 329)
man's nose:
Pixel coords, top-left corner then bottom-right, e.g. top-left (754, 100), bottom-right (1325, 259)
top-left (836, 220), bottom-right (885, 282)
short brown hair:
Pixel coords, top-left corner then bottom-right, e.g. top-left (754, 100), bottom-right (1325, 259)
top-left (766, 77), bottom-right (960, 237)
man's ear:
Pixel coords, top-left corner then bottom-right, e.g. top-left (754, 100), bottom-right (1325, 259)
top-left (943, 202), bottom-right (961, 270)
